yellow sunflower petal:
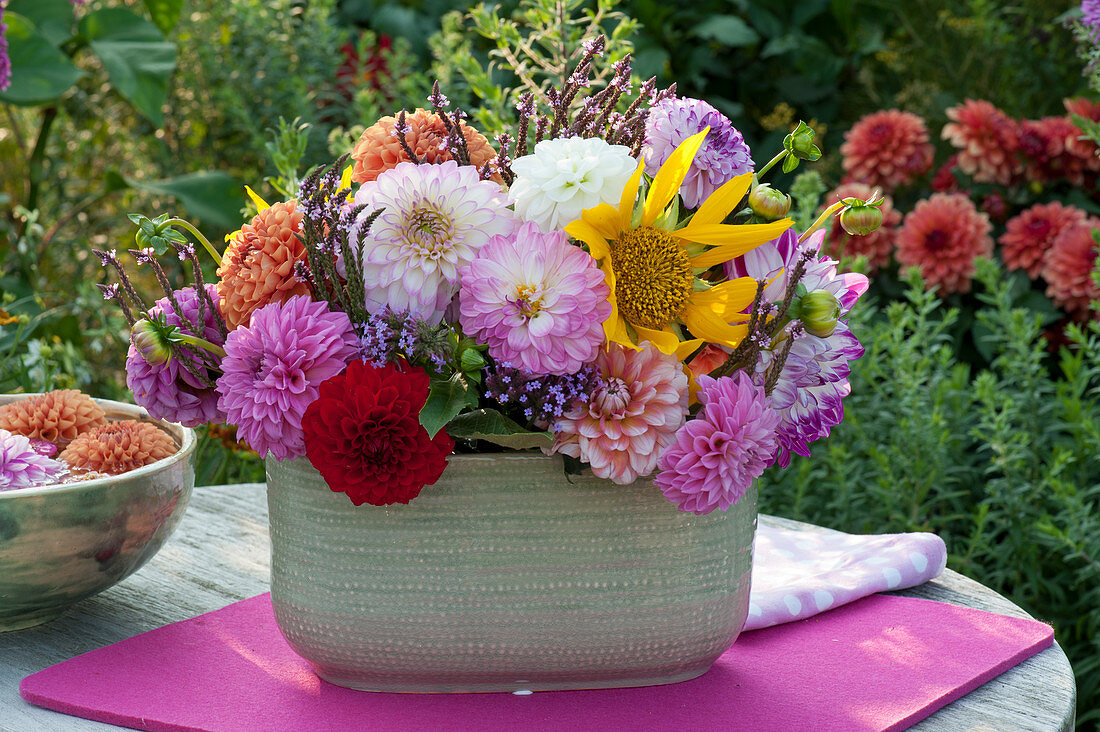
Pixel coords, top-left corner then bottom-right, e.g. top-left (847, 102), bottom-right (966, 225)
top-left (643, 129), bottom-right (709, 226)
top-left (619, 158), bottom-right (647, 231)
top-left (631, 324), bottom-right (682, 355)
top-left (340, 165), bottom-right (353, 192)
top-left (681, 303), bottom-right (750, 348)
top-left (690, 172), bottom-right (753, 227)
top-left (691, 278), bottom-right (759, 318)
top-left (583, 203), bottom-right (623, 241)
top-left (564, 219), bottom-right (613, 260)
top-left (244, 186), bottom-right (270, 213)
top-left (681, 219), bottom-right (793, 268)
top-left (674, 337), bottom-right (706, 361)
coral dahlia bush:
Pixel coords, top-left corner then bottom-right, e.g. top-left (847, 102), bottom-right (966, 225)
top-left (942, 100), bottom-right (1021, 186)
top-left (896, 193), bottom-right (993, 294)
top-left (840, 110), bottom-right (934, 191)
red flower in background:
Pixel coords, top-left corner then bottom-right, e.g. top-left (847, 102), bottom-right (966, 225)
top-left (931, 154), bottom-right (962, 193)
top-left (895, 193), bottom-right (993, 294)
top-left (335, 32), bottom-right (392, 98)
top-left (1042, 221), bottom-right (1100, 320)
top-left (942, 100), bottom-right (1021, 186)
top-left (820, 182), bottom-right (901, 274)
top-left (302, 360), bottom-right (454, 506)
top-left (1000, 202), bottom-right (1088, 279)
top-left (1017, 117), bottom-right (1089, 186)
top-left (1063, 98), bottom-right (1100, 175)
top-left (840, 110), bottom-right (934, 191)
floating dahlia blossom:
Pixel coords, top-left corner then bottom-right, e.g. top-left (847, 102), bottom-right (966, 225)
top-left (216, 296), bottom-right (359, 460)
top-left (458, 222), bottom-right (610, 375)
top-left (1042, 220), bottom-right (1100, 319)
top-left (126, 285), bottom-right (227, 427)
top-left (840, 110), bottom-right (934, 191)
top-left (217, 200), bottom-right (311, 331)
top-left (0, 389), bottom-right (106, 447)
top-left (59, 421), bottom-right (177, 476)
top-left (895, 193), bottom-right (993, 294)
top-left (0, 429), bottom-right (65, 490)
top-left (941, 100), bottom-right (1021, 186)
top-left (301, 360), bottom-right (454, 506)
top-left (642, 97), bottom-right (753, 209)
top-left (655, 372), bottom-right (779, 515)
top-left (819, 182), bottom-right (901, 273)
top-left (551, 342), bottom-right (688, 485)
top-left (1000, 202), bottom-right (1088, 279)
top-left (508, 136), bottom-right (637, 232)
top-left (353, 160), bottom-right (516, 323)
top-left (349, 108), bottom-right (497, 184)
top-left (485, 363), bottom-right (598, 428)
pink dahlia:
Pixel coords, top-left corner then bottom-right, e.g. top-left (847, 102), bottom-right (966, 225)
top-left (942, 100), bottom-right (1021, 185)
top-left (1064, 98), bottom-right (1100, 173)
top-left (216, 295), bottom-right (359, 460)
top-left (458, 222), bottom-right (611, 375)
top-left (820, 182), bottom-right (901, 273)
top-left (1017, 117), bottom-right (1089, 185)
top-left (642, 97), bottom-right (753, 209)
top-left (552, 342), bottom-right (688, 485)
top-left (840, 110), bottom-right (934, 191)
top-left (126, 285), bottom-right (226, 427)
top-left (1, 428), bottom-right (65, 490)
top-left (655, 372), bottom-right (779, 515)
top-left (1042, 221), bottom-right (1100, 319)
top-left (895, 193), bottom-right (993, 294)
top-left (1000, 202), bottom-right (1088, 278)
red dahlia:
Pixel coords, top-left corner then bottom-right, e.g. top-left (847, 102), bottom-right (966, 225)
top-left (301, 360), bottom-right (454, 506)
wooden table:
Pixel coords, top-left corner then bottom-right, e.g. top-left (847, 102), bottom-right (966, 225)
top-left (0, 483), bottom-right (1076, 731)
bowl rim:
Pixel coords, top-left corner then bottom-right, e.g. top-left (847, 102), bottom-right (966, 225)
top-left (0, 393), bottom-right (197, 498)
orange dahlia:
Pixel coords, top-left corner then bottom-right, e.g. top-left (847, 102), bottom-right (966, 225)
top-left (1042, 220), bottom-right (1100, 319)
top-left (0, 389), bottom-right (106, 447)
top-left (1000, 202), bottom-right (1088, 279)
top-left (217, 200), bottom-right (311, 331)
top-left (349, 108), bottom-right (498, 184)
top-left (942, 100), bottom-right (1021, 186)
top-left (820, 182), bottom-right (901, 273)
top-left (895, 193), bottom-right (993, 294)
top-left (59, 420), bottom-right (178, 476)
top-left (840, 110), bottom-right (934, 191)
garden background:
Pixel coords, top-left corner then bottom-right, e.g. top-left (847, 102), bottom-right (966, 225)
top-left (2, 0), bottom-right (1100, 725)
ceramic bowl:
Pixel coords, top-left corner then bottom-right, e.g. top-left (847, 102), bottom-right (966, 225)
top-left (0, 395), bottom-right (196, 631)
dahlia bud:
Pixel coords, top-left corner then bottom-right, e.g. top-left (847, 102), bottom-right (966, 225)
top-left (782, 121), bottom-right (822, 173)
top-left (130, 319), bottom-right (173, 366)
top-left (748, 184), bottom-right (792, 221)
top-left (839, 197), bottom-right (884, 236)
top-left (795, 290), bottom-right (841, 338)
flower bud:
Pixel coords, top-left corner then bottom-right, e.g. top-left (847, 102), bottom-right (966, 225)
top-left (748, 184), bottom-right (792, 221)
top-left (783, 121), bottom-right (822, 161)
top-left (131, 319), bottom-right (173, 366)
top-left (839, 202), bottom-right (883, 236)
top-left (796, 290), bottom-right (841, 338)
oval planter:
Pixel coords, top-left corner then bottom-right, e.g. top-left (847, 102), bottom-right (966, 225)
top-left (266, 453), bottom-right (757, 693)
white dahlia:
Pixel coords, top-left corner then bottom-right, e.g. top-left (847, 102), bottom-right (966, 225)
top-left (352, 161), bottom-right (516, 323)
top-left (509, 136), bottom-right (637, 233)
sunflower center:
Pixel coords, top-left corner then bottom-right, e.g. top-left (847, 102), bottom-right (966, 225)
top-left (610, 226), bottom-right (693, 330)
top-left (402, 203), bottom-right (454, 260)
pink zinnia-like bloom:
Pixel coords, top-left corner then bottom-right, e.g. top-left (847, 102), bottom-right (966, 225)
top-left (895, 193), bottom-right (993, 294)
top-left (840, 110), bottom-right (934, 191)
top-left (1017, 117), bottom-right (1089, 185)
top-left (942, 100), bottom-right (1021, 185)
top-left (216, 295), bottom-right (359, 460)
top-left (1042, 220), bottom-right (1100, 319)
top-left (458, 221), bottom-right (610, 375)
top-left (552, 342), bottom-right (688, 485)
top-left (1064, 98), bottom-right (1100, 172)
top-left (126, 285), bottom-right (226, 427)
top-left (1, 428), bottom-right (65, 490)
top-left (820, 182), bottom-right (901, 273)
top-left (642, 97), bottom-right (753, 209)
top-left (655, 372), bottom-right (778, 515)
top-left (1000, 202), bottom-right (1088, 279)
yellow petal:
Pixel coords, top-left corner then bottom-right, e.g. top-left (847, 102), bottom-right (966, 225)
top-left (691, 279), bottom-right (759, 318)
top-left (632, 324), bottom-right (682, 355)
top-left (565, 219), bottom-right (613, 260)
top-left (690, 172), bottom-right (753, 227)
top-left (681, 219), bottom-right (793, 268)
top-left (619, 159), bottom-right (647, 231)
top-left (681, 303), bottom-right (750, 348)
top-left (244, 186), bottom-right (270, 213)
top-left (340, 165), bottom-right (353, 192)
top-left (675, 337), bottom-right (706, 361)
top-left (643, 129), bottom-right (708, 226)
top-left (582, 203), bottom-right (623, 241)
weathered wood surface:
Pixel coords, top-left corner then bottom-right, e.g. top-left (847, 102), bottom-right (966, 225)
top-left (0, 485), bottom-right (1075, 731)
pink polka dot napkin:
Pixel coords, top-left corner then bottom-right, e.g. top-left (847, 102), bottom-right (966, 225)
top-left (746, 520), bottom-right (947, 631)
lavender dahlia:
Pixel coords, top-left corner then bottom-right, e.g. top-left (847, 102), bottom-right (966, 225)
top-left (216, 295), bottom-right (359, 460)
top-left (458, 222), bottom-right (611, 375)
top-left (1, 428), bottom-right (65, 490)
top-left (642, 97), bottom-right (753, 209)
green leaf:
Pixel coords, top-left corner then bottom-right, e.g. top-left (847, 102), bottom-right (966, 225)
top-left (142, 0), bottom-right (184, 35)
top-left (420, 373), bottom-right (471, 439)
top-left (7, 0), bottom-right (74, 47)
top-left (445, 409), bottom-right (554, 450)
top-left (126, 171), bottom-right (244, 229)
top-left (692, 15), bottom-right (759, 47)
top-left (0, 13), bottom-right (84, 106)
top-left (79, 9), bottom-right (177, 126)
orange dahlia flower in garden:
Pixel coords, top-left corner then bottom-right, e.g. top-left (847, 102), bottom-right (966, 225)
top-left (820, 182), bottom-right (901, 273)
top-left (999, 202), bottom-right (1088, 279)
top-left (941, 100), bottom-right (1021, 186)
top-left (840, 110), bottom-right (934, 191)
top-left (895, 193), bottom-right (993, 294)
top-left (1042, 221), bottom-right (1100, 319)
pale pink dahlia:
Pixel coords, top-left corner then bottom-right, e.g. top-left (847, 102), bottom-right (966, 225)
top-left (216, 295), bottom-right (359, 460)
top-left (352, 160), bottom-right (515, 323)
top-left (1000, 202), bottom-right (1088, 279)
top-left (895, 193), bottom-right (993, 294)
top-left (820, 182), bottom-right (901, 273)
top-left (941, 100), bottom-right (1021, 185)
top-left (1, 428), bottom-right (65, 490)
top-left (840, 110), bottom-right (934, 191)
top-left (552, 342), bottom-right (688, 485)
top-left (458, 221), bottom-right (611, 375)
top-left (1042, 220), bottom-right (1100, 319)
top-left (655, 372), bottom-right (778, 515)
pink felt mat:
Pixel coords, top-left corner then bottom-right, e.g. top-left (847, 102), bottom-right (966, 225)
top-left (21, 593), bottom-right (1052, 732)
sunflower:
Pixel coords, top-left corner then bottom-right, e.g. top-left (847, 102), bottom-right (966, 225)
top-left (564, 130), bottom-right (792, 360)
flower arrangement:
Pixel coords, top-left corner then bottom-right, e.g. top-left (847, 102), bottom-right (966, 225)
top-left (98, 37), bottom-right (873, 514)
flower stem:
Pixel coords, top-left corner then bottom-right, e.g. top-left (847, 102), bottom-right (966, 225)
top-left (755, 150), bottom-right (788, 180)
top-left (800, 201), bottom-right (845, 243)
top-left (165, 218), bottom-right (222, 266)
top-left (176, 333), bottom-right (226, 358)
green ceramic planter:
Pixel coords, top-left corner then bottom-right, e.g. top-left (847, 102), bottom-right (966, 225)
top-left (0, 395), bottom-right (196, 632)
top-left (266, 453), bottom-right (757, 692)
